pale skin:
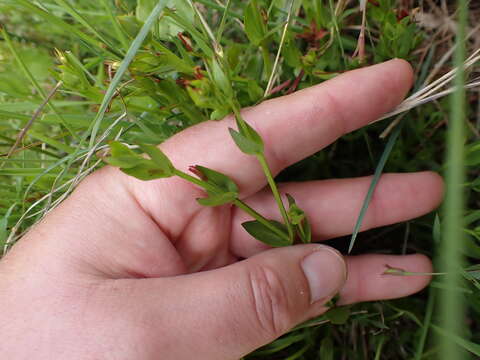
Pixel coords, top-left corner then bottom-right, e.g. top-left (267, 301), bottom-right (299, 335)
top-left (0, 60), bottom-right (443, 360)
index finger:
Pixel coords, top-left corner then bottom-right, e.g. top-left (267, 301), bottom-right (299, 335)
top-left (161, 59), bottom-right (413, 197)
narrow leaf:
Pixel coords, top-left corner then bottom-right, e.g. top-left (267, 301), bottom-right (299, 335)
top-left (242, 220), bottom-right (290, 247)
top-left (236, 117), bottom-right (264, 148)
top-left (229, 128), bottom-right (263, 155)
top-left (121, 161), bottom-right (174, 181)
top-left (195, 165), bottom-right (238, 194)
top-left (325, 306), bottom-right (351, 325)
top-left (348, 124), bottom-right (402, 253)
top-left (211, 58), bottom-right (233, 99)
top-left (244, 0), bottom-right (267, 46)
top-left (139, 144), bottom-right (174, 175)
top-left (105, 141), bottom-right (143, 169)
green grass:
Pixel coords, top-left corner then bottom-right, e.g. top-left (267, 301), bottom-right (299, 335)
top-left (1, 0), bottom-right (480, 358)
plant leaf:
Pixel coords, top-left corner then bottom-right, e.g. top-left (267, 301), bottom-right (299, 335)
top-left (242, 220), bottom-right (290, 247)
top-left (325, 306), bottom-right (351, 325)
top-left (139, 144), bottom-right (174, 175)
top-left (105, 142), bottom-right (174, 180)
top-left (195, 165), bottom-right (238, 194)
top-left (244, 0), bottom-right (267, 46)
top-left (210, 57), bottom-right (233, 99)
top-left (236, 115), bottom-right (264, 147)
top-left (229, 128), bottom-right (263, 155)
top-left (121, 160), bottom-right (174, 181)
top-left (104, 141), bottom-right (144, 169)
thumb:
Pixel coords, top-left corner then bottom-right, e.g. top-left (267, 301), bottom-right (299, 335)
top-left (131, 244), bottom-right (346, 360)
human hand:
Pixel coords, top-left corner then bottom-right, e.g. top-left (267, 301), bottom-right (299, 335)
top-left (0, 60), bottom-right (443, 360)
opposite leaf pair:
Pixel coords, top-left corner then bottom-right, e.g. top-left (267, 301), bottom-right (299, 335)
top-left (103, 139), bottom-right (311, 248)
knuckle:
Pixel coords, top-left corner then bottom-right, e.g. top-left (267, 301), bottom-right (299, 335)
top-left (321, 88), bottom-right (349, 136)
top-left (246, 264), bottom-right (292, 338)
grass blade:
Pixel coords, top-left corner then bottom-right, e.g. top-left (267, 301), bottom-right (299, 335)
top-left (348, 117), bottom-right (404, 253)
top-left (414, 287), bottom-right (436, 359)
top-left (437, 0), bottom-right (468, 358)
top-left (89, 1), bottom-right (168, 146)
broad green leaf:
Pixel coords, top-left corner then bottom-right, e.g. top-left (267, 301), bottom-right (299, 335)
top-left (105, 142), bottom-right (174, 181)
top-left (244, 0), bottom-right (267, 46)
top-left (242, 220), bottom-right (290, 247)
top-left (121, 160), bottom-right (174, 181)
top-left (197, 192), bottom-right (237, 207)
top-left (104, 141), bottom-right (143, 169)
top-left (195, 166), bottom-right (238, 194)
top-left (325, 306), bottom-right (351, 325)
top-left (139, 144), bottom-right (174, 175)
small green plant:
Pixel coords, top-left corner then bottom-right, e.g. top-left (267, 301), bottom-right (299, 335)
top-left (1, 0), bottom-right (480, 358)
top-left (101, 3), bottom-right (310, 247)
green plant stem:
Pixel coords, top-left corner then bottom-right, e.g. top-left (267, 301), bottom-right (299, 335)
top-left (173, 169), bottom-right (216, 193)
top-left (438, 0), bottom-right (467, 358)
top-left (174, 169), bottom-right (289, 241)
top-left (414, 287), bottom-right (436, 360)
top-left (230, 102), bottom-right (294, 242)
top-left (256, 154), bottom-right (294, 241)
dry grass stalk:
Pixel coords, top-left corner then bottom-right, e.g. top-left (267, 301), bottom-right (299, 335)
top-left (374, 47), bottom-right (480, 128)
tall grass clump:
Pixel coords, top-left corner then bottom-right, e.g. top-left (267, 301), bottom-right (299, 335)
top-left (1, 0), bottom-right (480, 358)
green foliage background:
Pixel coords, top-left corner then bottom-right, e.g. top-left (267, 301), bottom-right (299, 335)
top-left (0, 0), bottom-right (479, 358)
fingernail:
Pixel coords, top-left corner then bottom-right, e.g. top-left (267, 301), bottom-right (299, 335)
top-left (301, 247), bottom-right (347, 303)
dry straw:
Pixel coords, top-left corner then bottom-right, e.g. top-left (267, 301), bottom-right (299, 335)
top-left (375, 47), bottom-right (480, 128)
